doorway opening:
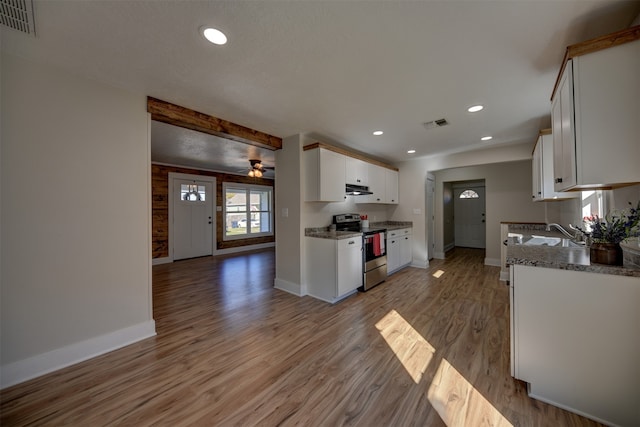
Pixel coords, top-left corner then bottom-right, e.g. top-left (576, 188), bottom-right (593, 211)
top-left (443, 180), bottom-right (486, 251)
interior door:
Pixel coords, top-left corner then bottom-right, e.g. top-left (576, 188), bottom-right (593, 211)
top-left (453, 185), bottom-right (486, 249)
top-left (426, 175), bottom-right (435, 260)
top-left (173, 178), bottom-right (213, 260)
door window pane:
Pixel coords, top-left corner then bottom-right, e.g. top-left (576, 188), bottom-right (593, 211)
top-left (459, 189), bottom-right (479, 199)
top-left (181, 184), bottom-right (206, 202)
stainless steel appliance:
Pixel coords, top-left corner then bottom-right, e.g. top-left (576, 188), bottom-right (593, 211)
top-left (333, 214), bottom-right (387, 291)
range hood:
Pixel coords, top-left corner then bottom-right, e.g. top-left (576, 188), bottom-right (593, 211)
top-left (346, 184), bottom-right (373, 196)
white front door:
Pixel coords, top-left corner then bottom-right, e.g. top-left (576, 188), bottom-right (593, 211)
top-left (453, 185), bottom-right (486, 249)
top-left (173, 178), bottom-right (214, 260)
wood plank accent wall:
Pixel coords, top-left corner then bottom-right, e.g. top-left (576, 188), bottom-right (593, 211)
top-left (152, 164), bottom-right (275, 258)
top-left (147, 97), bottom-right (283, 151)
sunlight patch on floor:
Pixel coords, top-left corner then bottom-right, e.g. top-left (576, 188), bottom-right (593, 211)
top-left (428, 358), bottom-right (513, 427)
top-left (375, 309), bottom-right (435, 383)
top-left (432, 269), bottom-right (445, 278)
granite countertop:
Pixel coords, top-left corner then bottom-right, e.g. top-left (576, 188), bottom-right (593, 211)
top-left (505, 223), bottom-right (640, 278)
top-left (305, 229), bottom-right (362, 240)
top-left (305, 221), bottom-right (412, 240)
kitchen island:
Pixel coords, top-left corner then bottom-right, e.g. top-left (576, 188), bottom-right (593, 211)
top-left (505, 223), bottom-right (640, 427)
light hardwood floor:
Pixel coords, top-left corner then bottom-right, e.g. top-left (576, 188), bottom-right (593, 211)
top-left (1, 248), bottom-right (603, 426)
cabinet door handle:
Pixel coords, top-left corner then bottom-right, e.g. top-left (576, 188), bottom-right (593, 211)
top-left (555, 178), bottom-right (563, 183)
top-left (348, 240), bottom-right (355, 245)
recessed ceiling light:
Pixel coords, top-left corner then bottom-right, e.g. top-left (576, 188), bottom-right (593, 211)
top-left (373, 130), bottom-right (384, 136)
top-left (407, 149), bottom-right (416, 154)
top-left (468, 105), bottom-right (484, 113)
top-left (202, 27), bottom-right (227, 45)
top-left (481, 136), bottom-right (493, 141)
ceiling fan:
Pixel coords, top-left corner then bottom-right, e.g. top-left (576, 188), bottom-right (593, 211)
top-left (245, 159), bottom-right (274, 177)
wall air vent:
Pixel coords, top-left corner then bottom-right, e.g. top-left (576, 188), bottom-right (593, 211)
top-left (1, 0), bottom-right (36, 35)
top-left (423, 118), bottom-right (449, 129)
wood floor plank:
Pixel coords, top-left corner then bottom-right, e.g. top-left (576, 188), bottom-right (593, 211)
top-left (1, 248), bottom-right (605, 426)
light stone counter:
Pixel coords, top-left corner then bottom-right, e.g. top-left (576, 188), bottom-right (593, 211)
top-left (305, 221), bottom-right (412, 240)
top-left (505, 224), bottom-right (640, 278)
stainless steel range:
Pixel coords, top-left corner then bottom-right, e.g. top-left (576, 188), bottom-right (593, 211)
top-left (333, 214), bottom-right (387, 291)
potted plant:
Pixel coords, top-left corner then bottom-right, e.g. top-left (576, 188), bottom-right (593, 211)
top-left (580, 201), bottom-right (640, 265)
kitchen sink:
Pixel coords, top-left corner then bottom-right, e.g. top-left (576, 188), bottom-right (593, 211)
top-left (523, 235), bottom-right (584, 247)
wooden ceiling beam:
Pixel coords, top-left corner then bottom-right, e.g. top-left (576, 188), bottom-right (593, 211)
top-left (147, 97), bottom-right (282, 151)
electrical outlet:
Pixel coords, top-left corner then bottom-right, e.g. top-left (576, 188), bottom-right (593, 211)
top-left (413, 208), bottom-right (422, 215)
top-left (282, 208), bottom-right (289, 218)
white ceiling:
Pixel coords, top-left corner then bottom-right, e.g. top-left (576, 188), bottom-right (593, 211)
top-left (2, 1), bottom-right (639, 175)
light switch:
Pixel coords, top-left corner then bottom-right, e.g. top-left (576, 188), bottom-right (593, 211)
top-left (282, 208), bottom-right (289, 217)
top-left (216, 206), bottom-right (222, 211)
top-left (413, 208), bottom-right (422, 215)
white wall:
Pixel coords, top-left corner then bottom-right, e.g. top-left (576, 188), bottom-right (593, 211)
top-left (274, 135), bottom-right (304, 295)
top-left (609, 184), bottom-right (640, 213)
top-left (1, 54), bottom-right (154, 387)
top-left (395, 142), bottom-right (545, 268)
top-left (434, 161), bottom-right (546, 264)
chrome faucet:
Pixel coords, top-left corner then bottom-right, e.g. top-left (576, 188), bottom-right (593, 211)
top-left (545, 223), bottom-right (576, 239)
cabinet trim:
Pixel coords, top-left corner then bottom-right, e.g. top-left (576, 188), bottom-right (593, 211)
top-left (551, 25), bottom-right (640, 101)
top-left (303, 142), bottom-right (399, 171)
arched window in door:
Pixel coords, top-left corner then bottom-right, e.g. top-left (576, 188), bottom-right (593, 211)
top-left (459, 189), bottom-right (479, 199)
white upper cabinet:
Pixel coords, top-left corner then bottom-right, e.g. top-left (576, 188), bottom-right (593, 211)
top-left (363, 164), bottom-right (386, 203)
top-left (551, 33), bottom-right (640, 192)
top-left (532, 131), bottom-right (577, 201)
top-left (304, 147), bottom-right (346, 202)
top-left (385, 169), bottom-right (399, 204)
top-left (304, 142), bottom-right (399, 204)
top-left (357, 164), bottom-right (399, 205)
top-left (345, 157), bottom-right (368, 186)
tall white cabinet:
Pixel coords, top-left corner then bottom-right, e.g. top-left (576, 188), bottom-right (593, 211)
top-left (551, 33), bottom-right (640, 191)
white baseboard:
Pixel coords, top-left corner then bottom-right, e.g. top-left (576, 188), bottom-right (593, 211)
top-left (215, 242), bottom-right (275, 256)
top-left (152, 256), bottom-right (172, 265)
top-left (1, 320), bottom-right (156, 389)
top-left (484, 257), bottom-right (500, 267)
top-left (274, 277), bottom-right (304, 297)
top-left (433, 252), bottom-right (446, 259)
top-left (527, 391), bottom-right (616, 427)
top-left (410, 260), bottom-right (428, 269)
top-left (499, 270), bottom-right (510, 281)
top-left (444, 242), bottom-right (455, 252)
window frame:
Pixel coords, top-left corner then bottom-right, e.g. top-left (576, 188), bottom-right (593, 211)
top-left (222, 182), bottom-right (274, 241)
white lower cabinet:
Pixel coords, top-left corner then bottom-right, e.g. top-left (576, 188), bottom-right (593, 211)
top-left (387, 238), bottom-right (400, 273)
top-left (511, 264), bottom-right (640, 427)
top-left (386, 228), bottom-right (412, 274)
top-left (306, 236), bottom-right (362, 303)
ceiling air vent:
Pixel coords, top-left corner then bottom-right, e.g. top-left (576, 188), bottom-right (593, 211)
top-left (423, 118), bottom-right (449, 129)
top-left (1, 0), bottom-right (36, 36)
